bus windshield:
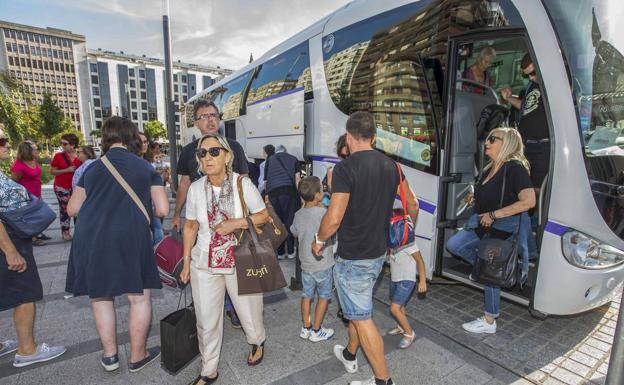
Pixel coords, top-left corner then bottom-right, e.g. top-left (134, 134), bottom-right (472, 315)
top-left (543, 0), bottom-right (624, 240)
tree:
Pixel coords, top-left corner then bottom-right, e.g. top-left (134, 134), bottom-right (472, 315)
top-left (0, 71), bottom-right (37, 145)
top-left (143, 120), bottom-right (167, 140)
top-left (38, 93), bottom-right (66, 149)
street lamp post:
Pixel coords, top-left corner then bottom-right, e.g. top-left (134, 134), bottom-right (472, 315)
top-left (162, 0), bottom-right (178, 192)
top-left (606, 287), bottom-right (623, 385)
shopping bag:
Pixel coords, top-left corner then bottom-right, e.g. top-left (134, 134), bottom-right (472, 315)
top-left (160, 289), bottom-right (199, 374)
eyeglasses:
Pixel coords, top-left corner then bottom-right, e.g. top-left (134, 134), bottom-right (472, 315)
top-left (60, 141), bottom-right (69, 146)
top-left (77, 150), bottom-right (83, 154)
top-left (522, 70), bottom-right (537, 79)
top-left (0, 138), bottom-right (8, 146)
top-left (196, 147), bottom-right (228, 158)
top-left (141, 140), bottom-right (148, 144)
top-left (486, 135), bottom-right (503, 144)
top-left (195, 112), bottom-right (219, 121)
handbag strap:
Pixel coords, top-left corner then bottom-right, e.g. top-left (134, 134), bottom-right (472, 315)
top-left (101, 155), bottom-right (151, 225)
top-left (495, 163), bottom-right (522, 237)
top-left (395, 162), bottom-right (409, 245)
top-left (237, 175), bottom-right (250, 216)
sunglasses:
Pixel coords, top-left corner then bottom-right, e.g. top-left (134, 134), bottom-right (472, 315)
top-left (486, 135), bottom-right (503, 144)
top-left (0, 138), bottom-right (8, 146)
top-left (522, 70), bottom-right (536, 79)
top-left (196, 147), bottom-right (228, 158)
top-left (195, 112), bottom-right (219, 121)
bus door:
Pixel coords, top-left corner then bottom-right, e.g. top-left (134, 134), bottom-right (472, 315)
top-left (438, 30), bottom-right (534, 305)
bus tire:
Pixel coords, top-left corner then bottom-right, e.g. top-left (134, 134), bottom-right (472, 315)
top-left (529, 308), bottom-right (548, 320)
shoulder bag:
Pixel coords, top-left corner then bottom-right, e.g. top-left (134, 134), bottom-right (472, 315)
top-left (0, 193), bottom-right (56, 239)
top-left (237, 176), bottom-right (287, 250)
top-left (388, 163), bottom-right (415, 249)
top-left (472, 165), bottom-right (521, 288)
top-left (234, 217), bottom-right (287, 295)
top-left (101, 155), bottom-right (150, 225)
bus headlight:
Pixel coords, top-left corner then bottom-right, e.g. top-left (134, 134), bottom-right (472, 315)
top-left (562, 230), bottom-right (624, 269)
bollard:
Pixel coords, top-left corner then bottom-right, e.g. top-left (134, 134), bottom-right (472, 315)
top-left (605, 286), bottom-right (623, 385)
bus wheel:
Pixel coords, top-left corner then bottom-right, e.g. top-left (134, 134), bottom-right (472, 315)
top-left (529, 308), bottom-right (548, 320)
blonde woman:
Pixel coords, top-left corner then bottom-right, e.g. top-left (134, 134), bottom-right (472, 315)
top-left (180, 134), bottom-right (268, 385)
top-left (446, 127), bottom-right (535, 334)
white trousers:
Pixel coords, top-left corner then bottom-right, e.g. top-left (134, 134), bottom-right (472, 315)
top-left (190, 257), bottom-right (266, 376)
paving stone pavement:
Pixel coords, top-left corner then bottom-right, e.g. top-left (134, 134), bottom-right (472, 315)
top-left (0, 186), bottom-right (619, 384)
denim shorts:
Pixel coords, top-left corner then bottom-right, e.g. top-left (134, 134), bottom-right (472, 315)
top-left (389, 280), bottom-right (415, 306)
top-left (333, 255), bottom-right (385, 321)
top-left (302, 267), bottom-right (334, 300)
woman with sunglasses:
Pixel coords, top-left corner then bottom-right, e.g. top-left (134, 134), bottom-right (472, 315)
top-left (446, 127), bottom-right (535, 334)
top-left (72, 145), bottom-right (97, 190)
top-left (11, 141), bottom-right (45, 245)
top-left (0, 131), bottom-right (67, 367)
top-left (50, 133), bottom-right (81, 241)
top-left (179, 134), bottom-right (269, 384)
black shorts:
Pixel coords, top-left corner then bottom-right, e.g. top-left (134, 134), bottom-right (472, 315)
top-left (524, 141), bottom-right (550, 188)
top-left (0, 234), bottom-right (43, 312)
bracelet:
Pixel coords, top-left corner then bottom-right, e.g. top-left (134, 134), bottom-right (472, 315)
top-left (489, 211), bottom-right (497, 221)
top-left (314, 233), bottom-right (326, 246)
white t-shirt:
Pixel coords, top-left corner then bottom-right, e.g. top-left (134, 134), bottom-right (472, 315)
top-left (389, 241), bottom-right (420, 282)
top-left (186, 173), bottom-right (265, 255)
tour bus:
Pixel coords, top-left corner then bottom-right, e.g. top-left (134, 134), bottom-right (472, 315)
top-left (183, 0), bottom-right (624, 317)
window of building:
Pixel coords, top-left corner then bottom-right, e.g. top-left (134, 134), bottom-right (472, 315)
top-left (10, 30), bottom-right (15, 38)
top-left (38, 60), bottom-right (42, 68)
top-left (139, 69), bottom-right (145, 78)
top-left (91, 75), bottom-right (98, 84)
top-left (63, 51), bottom-right (69, 60)
top-left (65, 64), bottom-right (70, 72)
top-left (130, 90), bottom-right (137, 99)
top-left (141, 102), bottom-right (147, 110)
top-left (28, 32), bottom-right (33, 42)
top-left (182, 85), bottom-right (188, 94)
top-left (129, 79), bottom-right (136, 88)
top-left (93, 98), bottom-right (101, 107)
top-left (18, 45), bottom-right (24, 54)
top-left (173, 74), bottom-right (177, 81)
top-left (96, 121), bottom-right (102, 129)
top-left (142, 113), bottom-right (148, 121)
top-left (246, 41), bottom-right (311, 106)
top-left (54, 63), bottom-right (59, 71)
top-left (44, 61), bottom-right (49, 70)
top-left (131, 101), bottom-right (137, 109)
top-left (139, 80), bottom-right (145, 89)
top-left (20, 58), bottom-right (25, 66)
top-left (92, 86), bottom-right (99, 96)
top-left (24, 46), bottom-right (29, 55)
top-left (35, 34), bottom-right (40, 43)
top-left (90, 63), bottom-right (97, 73)
top-left (35, 47), bottom-right (41, 56)
top-left (181, 74), bottom-right (187, 83)
top-left (5, 42), bottom-right (11, 52)
top-left (53, 50), bottom-right (58, 58)
top-left (8, 57), bottom-right (13, 66)
top-left (12, 43), bottom-right (17, 52)
top-left (32, 60), bottom-right (37, 69)
top-left (26, 59), bottom-right (31, 67)
top-left (95, 109), bottom-right (102, 118)
top-left (70, 65), bottom-right (74, 72)
top-left (132, 112), bottom-right (138, 120)
top-left (4, 29), bottom-right (9, 38)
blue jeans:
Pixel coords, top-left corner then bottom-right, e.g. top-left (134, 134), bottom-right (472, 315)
top-left (389, 280), bottom-right (415, 306)
top-left (333, 255), bottom-right (385, 320)
top-left (151, 216), bottom-right (164, 246)
top-left (302, 267), bottom-right (334, 300)
top-left (446, 213), bottom-right (532, 318)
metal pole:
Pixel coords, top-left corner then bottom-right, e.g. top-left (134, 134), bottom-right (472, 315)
top-left (605, 286), bottom-right (623, 385)
top-left (162, 0), bottom-right (178, 192)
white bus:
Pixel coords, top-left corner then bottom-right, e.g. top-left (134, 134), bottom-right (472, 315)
top-left (184, 0), bottom-right (624, 316)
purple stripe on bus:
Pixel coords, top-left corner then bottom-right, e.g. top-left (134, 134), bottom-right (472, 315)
top-left (544, 221), bottom-right (568, 236)
top-left (246, 86), bottom-right (305, 107)
top-left (310, 155), bottom-right (341, 164)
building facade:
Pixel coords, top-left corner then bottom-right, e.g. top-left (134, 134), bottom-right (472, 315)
top-left (84, 50), bottom-right (231, 142)
top-left (0, 20), bottom-right (87, 130)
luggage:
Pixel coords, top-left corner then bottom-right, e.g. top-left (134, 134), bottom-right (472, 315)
top-left (0, 194), bottom-right (56, 239)
top-left (154, 232), bottom-right (186, 289)
top-left (388, 163), bottom-right (415, 249)
top-left (160, 289), bottom-right (199, 374)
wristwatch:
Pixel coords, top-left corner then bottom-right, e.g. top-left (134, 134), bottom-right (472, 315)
top-left (314, 233), bottom-right (326, 246)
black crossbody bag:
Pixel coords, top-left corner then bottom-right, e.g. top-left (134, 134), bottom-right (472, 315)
top-left (472, 165), bottom-right (521, 288)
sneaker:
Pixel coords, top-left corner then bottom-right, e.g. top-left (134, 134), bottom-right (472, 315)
top-left (309, 327), bottom-right (334, 342)
top-left (128, 346), bottom-right (160, 373)
top-left (37, 233), bottom-right (52, 240)
top-left (13, 343), bottom-right (66, 367)
top-left (101, 354), bottom-right (119, 372)
top-left (0, 340), bottom-right (18, 357)
top-left (386, 325), bottom-right (404, 336)
top-left (277, 254), bottom-right (286, 260)
top-left (398, 331), bottom-right (416, 349)
top-left (226, 310), bottom-right (242, 329)
top-left (287, 253), bottom-right (296, 260)
top-left (333, 344), bottom-right (358, 374)
top-left (300, 327), bottom-right (311, 340)
top-left (462, 317), bottom-right (496, 334)
top-left (350, 377), bottom-right (395, 385)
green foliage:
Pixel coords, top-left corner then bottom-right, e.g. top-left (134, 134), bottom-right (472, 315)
top-left (40, 164), bottom-right (53, 184)
top-left (90, 129), bottom-right (102, 138)
top-left (143, 120), bottom-right (167, 140)
top-left (51, 126), bottom-right (84, 146)
top-left (0, 71), bottom-right (38, 145)
top-left (38, 93), bottom-right (66, 142)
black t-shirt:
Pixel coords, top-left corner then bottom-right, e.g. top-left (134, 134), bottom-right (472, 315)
top-left (176, 137), bottom-right (249, 183)
top-left (332, 150), bottom-right (400, 260)
top-left (474, 160), bottom-right (532, 214)
top-left (518, 82), bottom-right (549, 141)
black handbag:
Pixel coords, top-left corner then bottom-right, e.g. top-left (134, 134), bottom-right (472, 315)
top-left (234, 217), bottom-right (287, 295)
top-left (0, 193), bottom-right (56, 239)
top-left (160, 289), bottom-right (199, 374)
top-left (472, 165), bottom-right (521, 288)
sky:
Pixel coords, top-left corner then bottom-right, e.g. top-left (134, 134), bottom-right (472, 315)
top-left (0, 0), bottom-right (352, 70)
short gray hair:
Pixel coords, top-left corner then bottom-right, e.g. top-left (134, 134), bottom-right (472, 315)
top-left (478, 47), bottom-right (496, 62)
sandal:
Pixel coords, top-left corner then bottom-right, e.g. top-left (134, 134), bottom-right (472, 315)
top-left (62, 232), bottom-right (72, 241)
top-left (247, 342), bottom-right (264, 366)
top-left (189, 373), bottom-right (219, 385)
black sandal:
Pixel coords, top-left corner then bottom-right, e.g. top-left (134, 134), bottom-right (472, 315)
top-left (247, 342), bottom-right (264, 366)
top-left (190, 373), bottom-right (219, 385)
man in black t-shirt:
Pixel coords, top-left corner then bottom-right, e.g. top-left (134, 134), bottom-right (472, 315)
top-left (501, 53), bottom-right (550, 190)
top-left (312, 111), bottom-right (418, 385)
top-left (171, 99), bottom-right (248, 231)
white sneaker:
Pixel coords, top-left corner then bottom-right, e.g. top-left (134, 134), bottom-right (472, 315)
top-left (287, 253), bottom-right (296, 259)
top-left (277, 254), bottom-right (286, 260)
top-left (462, 317), bottom-right (497, 334)
top-left (13, 342), bottom-right (66, 367)
top-left (309, 327), bottom-right (334, 342)
top-left (333, 344), bottom-right (358, 373)
top-left (300, 327), bottom-right (311, 339)
top-left (386, 325), bottom-right (404, 336)
top-left (350, 377), bottom-right (396, 385)
top-left (0, 340), bottom-right (18, 357)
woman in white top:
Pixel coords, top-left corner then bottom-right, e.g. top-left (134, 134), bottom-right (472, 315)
top-left (180, 134), bottom-right (269, 385)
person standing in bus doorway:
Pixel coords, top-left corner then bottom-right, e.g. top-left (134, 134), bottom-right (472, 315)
top-left (172, 99), bottom-right (249, 329)
top-left (265, 145), bottom-right (301, 259)
top-left (500, 53), bottom-right (550, 194)
top-left (313, 111), bottom-right (418, 385)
